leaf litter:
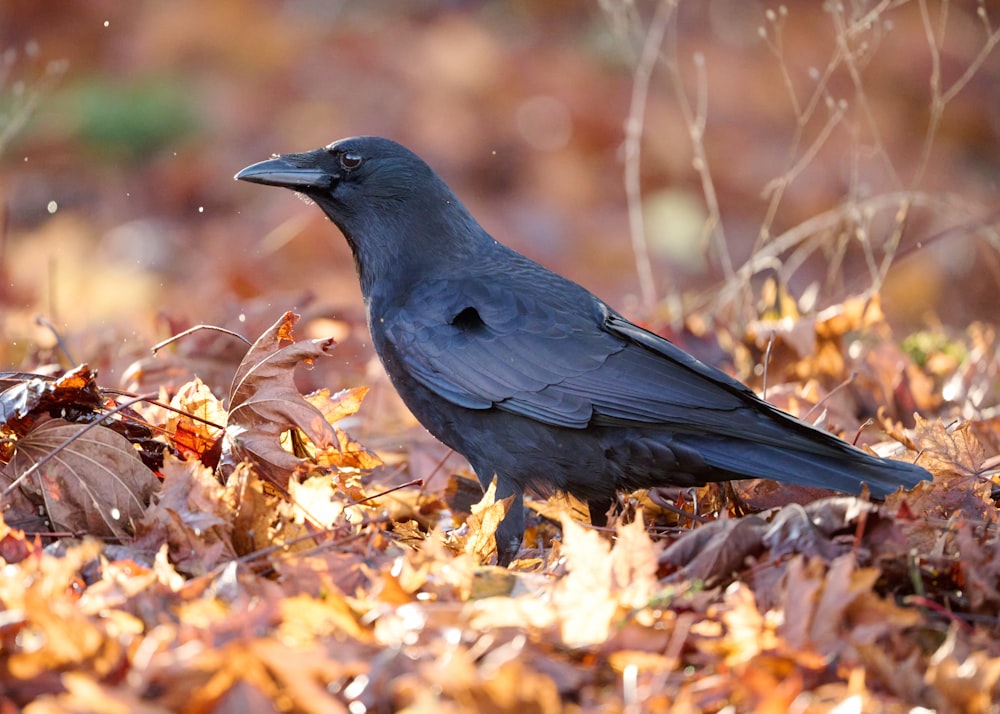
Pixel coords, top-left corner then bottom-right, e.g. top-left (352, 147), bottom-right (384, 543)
top-left (0, 304), bottom-right (998, 713)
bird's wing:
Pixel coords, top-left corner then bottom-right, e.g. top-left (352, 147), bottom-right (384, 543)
top-left (384, 275), bottom-right (617, 427)
top-left (383, 274), bottom-right (761, 432)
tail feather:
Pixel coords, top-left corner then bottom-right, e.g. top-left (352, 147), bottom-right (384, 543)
top-left (676, 431), bottom-right (928, 498)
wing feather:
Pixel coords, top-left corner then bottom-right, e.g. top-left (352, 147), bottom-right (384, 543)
top-left (384, 274), bottom-right (761, 431)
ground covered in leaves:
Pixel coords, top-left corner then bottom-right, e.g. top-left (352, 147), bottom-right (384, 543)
top-left (2, 2), bottom-right (999, 712)
top-left (1, 304), bottom-right (998, 713)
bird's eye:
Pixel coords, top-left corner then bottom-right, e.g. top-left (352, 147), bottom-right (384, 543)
top-left (340, 152), bottom-right (363, 171)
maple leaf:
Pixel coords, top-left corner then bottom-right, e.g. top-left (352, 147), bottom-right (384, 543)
top-left (778, 554), bottom-right (919, 659)
top-left (713, 583), bottom-right (779, 667)
top-left (910, 415), bottom-right (988, 478)
top-left (552, 516), bottom-right (618, 647)
top-left (885, 416), bottom-right (995, 530)
top-left (609, 515), bottom-right (661, 612)
top-left (301, 388), bottom-right (383, 471)
top-left (1, 417), bottom-right (160, 540)
top-left (220, 312), bottom-right (344, 487)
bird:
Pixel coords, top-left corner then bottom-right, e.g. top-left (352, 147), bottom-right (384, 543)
top-left (236, 136), bottom-right (930, 566)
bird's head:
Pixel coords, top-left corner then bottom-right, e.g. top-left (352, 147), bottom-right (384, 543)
top-left (236, 136), bottom-right (487, 298)
top-left (236, 136), bottom-right (436, 217)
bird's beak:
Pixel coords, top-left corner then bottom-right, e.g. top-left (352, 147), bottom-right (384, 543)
top-left (234, 155), bottom-right (331, 189)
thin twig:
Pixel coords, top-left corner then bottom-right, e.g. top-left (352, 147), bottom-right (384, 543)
top-left (352, 478), bottom-right (424, 506)
top-left (802, 371), bottom-right (857, 422)
top-left (663, 21), bottom-right (733, 285)
top-left (152, 324), bottom-right (252, 354)
top-left (100, 387), bottom-right (227, 431)
top-left (714, 190), bottom-right (996, 314)
top-left (762, 330), bottom-right (776, 401)
top-left (34, 315), bottom-right (77, 365)
top-left (622, 0), bottom-right (676, 314)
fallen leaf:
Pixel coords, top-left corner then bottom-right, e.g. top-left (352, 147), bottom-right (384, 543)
top-left (0, 365), bottom-right (103, 431)
top-left (134, 454), bottom-right (237, 575)
top-left (166, 377), bottom-right (227, 463)
top-left (552, 516), bottom-right (617, 647)
top-left (462, 479), bottom-right (510, 564)
top-left (661, 514), bottom-right (768, 583)
top-left (3, 417), bottom-right (159, 539)
top-left (911, 416), bottom-right (988, 478)
top-left (221, 312), bottom-right (339, 487)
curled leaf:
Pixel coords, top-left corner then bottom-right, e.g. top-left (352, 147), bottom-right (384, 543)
top-left (221, 312), bottom-right (339, 486)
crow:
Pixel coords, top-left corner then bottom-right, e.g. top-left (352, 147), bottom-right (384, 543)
top-left (236, 136), bottom-right (929, 565)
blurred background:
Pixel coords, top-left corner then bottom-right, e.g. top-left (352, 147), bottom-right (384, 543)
top-left (0, 1), bottom-right (997, 400)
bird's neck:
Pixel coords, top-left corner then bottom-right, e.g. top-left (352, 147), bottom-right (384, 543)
top-left (343, 195), bottom-right (493, 304)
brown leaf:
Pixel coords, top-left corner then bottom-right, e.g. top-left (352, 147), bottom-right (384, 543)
top-left (710, 583), bottom-right (778, 666)
top-left (923, 630), bottom-right (1000, 713)
top-left (229, 462), bottom-right (282, 556)
top-left (736, 478), bottom-right (841, 511)
top-left (383, 532), bottom-right (479, 602)
top-left (885, 464), bottom-right (994, 529)
top-left (778, 554), bottom-right (919, 658)
top-left (1, 541), bottom-right (120, 687)
top-left (285, 475), bottom-right (346, 530)
top-left (308, 427), bottom-right (383, 472)
top-left (465, 480), bottom-right (510, 562)
top-left (610, 515), bottom-right (661, 611)
top-left (0, 518), bottom-right (38, 564)
top-left (762, 498), bottom-right (874, 560)
top-left (134, 454), bottom-right (237, 574)
top-left (247, 639), bottom-right (353, 714)
top-left (445, 478), bottom-right (510, 564)
top-left (911, 415), bottom-right (988, 478)
top-left (26, 673), bottom-right (170, 714)
top-left (277, 593), bottom-right (370, 645)
top-left (304, 387), bottom-right (383, 471)
top-left (3, 417), bottom-right (159, 539)
top-left (221, 312), bottom-right (339, 487)
top-left (305, 386), bottom-right (367, 425)
top-left (661, 514), bottom-right (768, 583)
top-left (955, 523), bottom-right (1000, 612)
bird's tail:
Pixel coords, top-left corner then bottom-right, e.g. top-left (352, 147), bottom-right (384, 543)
top-left (674, 429), bottom-right (928, 498)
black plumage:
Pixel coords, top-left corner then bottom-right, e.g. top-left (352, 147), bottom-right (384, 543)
top-left (236, 136), bottom-right (929, 565)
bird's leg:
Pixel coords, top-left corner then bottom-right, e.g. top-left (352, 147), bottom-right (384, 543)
top-left (492, 480), bottom-right (525, 567)
top-left (587, 496), bottom-right (614, 528)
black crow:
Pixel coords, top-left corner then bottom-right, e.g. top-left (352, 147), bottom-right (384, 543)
top-left (236, 136), bottom-right (929, 565)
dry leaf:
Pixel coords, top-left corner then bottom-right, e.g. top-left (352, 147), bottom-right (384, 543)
top-left (220, 312), bottom-right (381, 486)
top-left (0, 365), bottom-right (103, 430)
top-left (610, 514), bottom-right (660, 611)
top-left (305, 386), bottom-right (368, 425)
top-left (166, 378), bottom-right (227, 462)
top-left (552, 516), bottom-right (617, 647)
top-left (461, 479), bottom-right (509, 563)
top-left (662, 514), bottom-right (768, 583)
top-left (221, 312), bottom-right (339, 486)
top-left (134, 454), bottom-right (237, 574)
top-left (3, 417), bottom-right (159, 539)
top-left (911, 416), bottom-right (988, 478)
top-left (302, 387), bottom-right (384, 471)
